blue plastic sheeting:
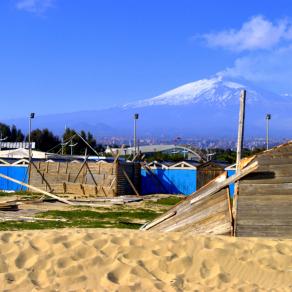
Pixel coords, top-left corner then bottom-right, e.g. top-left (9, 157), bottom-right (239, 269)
top-left (141, 168), bottom-right (197, 196)
top-left (0, 166), bottom-right (28, 191)
top-left (227, 170), bottom-right (236, 198)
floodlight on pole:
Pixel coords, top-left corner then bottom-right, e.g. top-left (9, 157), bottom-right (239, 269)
top-left (266, 113), bottom-right (271, 150)
top-left (69, 141), bottom-right (78, 156)
top-left (28, 113), bottom-right (35, 163)
top-left (133, 113), bottom-right (139, 155)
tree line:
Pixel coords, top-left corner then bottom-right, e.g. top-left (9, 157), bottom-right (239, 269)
top-left (0, 123), bottom-right (105, 155)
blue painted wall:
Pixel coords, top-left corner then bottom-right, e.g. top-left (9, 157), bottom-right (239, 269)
top-left (227, 169), bottom-right (236, 198)
top-left (141, 168), bottom-right (196, 195)
top-left (0, 166), bottom-right (28, 191)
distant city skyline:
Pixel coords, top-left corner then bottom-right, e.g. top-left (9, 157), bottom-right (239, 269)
top-left (1, 1), bottom-right (292, 119)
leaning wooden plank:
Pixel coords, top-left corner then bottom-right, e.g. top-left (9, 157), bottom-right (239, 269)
top-left (113, 144), bottom-right (125, 164)
top-left (30, 161), bottom-right (53, 192)
top-left (141, 211), bottom-right (177, 230)
top-left (121, 169), bottom-right (140, 196)
top-left (73, 158), bottom-right (88, 183)
top-left (85, 162), bottom-right (98, 186)
top-left (190, 161), bottom-right (258, 205)
top-left (0, 173), bottom-right (74, 205)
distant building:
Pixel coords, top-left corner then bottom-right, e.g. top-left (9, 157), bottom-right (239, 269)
top-left (106, 144), bottom-right (202, 161)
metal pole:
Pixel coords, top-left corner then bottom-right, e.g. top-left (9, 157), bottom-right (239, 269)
top-left (266, 114), bottom-right (271, 150)
top-left (236, 90), bottom-right (246, 173)
top-left (133, 113), bottom-right (139, 156)
top-left (266, 119), bottom-right (269, 150)
top-left (29, 116), bottom-right (32, 163)
top-left (28, 113), bottom-right (35, 164)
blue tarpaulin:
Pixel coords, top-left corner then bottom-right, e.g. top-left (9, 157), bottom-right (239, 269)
top-left (141, 168), bottom-right (197, 195)
top-left (0, 166), bottom-right (28, 191)
top-left (227, 169), bottom-right (236, 197)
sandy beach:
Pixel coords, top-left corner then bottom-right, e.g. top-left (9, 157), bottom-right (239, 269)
top-left (0, 229), bottom-right (292, 291)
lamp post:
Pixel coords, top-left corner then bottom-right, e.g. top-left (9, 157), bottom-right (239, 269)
top-left (133, 113), bottom-right (139, 155)
top-left (28, 113), bottom-right (35, 163)
top-left (69, 141), bottom-right (78, 156)
top-left (266, 114), bottom-right (271, 150)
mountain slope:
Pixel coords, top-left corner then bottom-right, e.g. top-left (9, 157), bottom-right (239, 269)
top-left (4, 75), bottom-right (292, 138)
top-left (124, 75), bottom-right (262, 107)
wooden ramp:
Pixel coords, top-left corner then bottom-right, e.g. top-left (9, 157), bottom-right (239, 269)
top-left (141, 173), bottom-right (232, 234)
top-left (141, 161), bottom-right (258, 235)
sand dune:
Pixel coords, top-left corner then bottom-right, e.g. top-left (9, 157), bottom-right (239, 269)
top-left (0, 229), bottom-right (292, 291)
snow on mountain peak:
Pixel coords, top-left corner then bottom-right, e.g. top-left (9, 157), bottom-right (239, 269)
top-left (124, 75), bottom-right (260, 108)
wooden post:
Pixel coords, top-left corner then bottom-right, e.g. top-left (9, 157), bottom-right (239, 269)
top-left (236, 89), bottom-right (246, 173)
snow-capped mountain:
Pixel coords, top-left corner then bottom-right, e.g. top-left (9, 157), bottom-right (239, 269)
top-left (124, 75), bottom-right (261, 108)
top-left (4, 75), bottom-right (292, 138)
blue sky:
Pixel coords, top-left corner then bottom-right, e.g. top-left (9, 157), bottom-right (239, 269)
top-left (1, 0), bottom-right (292, 118)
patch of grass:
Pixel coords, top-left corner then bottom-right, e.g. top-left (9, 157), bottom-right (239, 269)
top-left (0, 191), bottom-right (41, 200)
top-left (0, 220), bottom-right (144, 231)
top-left (0, 209), bottom-right (161, 231)
top-left (154, 196), bottom-right (183, 206)
top-left (0, 196), bottom-right (178, 231)
top-left (37, 209), bottom-right (160, 221)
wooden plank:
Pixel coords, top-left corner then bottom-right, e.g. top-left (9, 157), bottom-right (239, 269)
top-left (190, 161), bottom-right (258, 204)
top-left (121, 168), bottom-right (140, 196)
top-left (73, 158), bottom-right (88, 183)
top-left (238, 194), bottom-right (292, 202)
top-left (239, 184), bottom-right (292, 196)
top-left (141, 211), bottom-right (177, 231)
top-left (162, 200), bottom-right (228, 232)
top-left (0, 173), bottom-right (74, 205)
top-left (30, 161), bottom-right (53, 192)
top-left (177, 212), bottom-right (231, 233)
top-left (240, 177), bottom-right (292, 185)
top-left (236, 225), bottom-right (292, 237)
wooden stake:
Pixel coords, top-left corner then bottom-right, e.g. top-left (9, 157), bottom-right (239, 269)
top-left (236, 89), bottom-right (246, 173)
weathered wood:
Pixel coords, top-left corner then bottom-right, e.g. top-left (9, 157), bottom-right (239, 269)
top-left (141, 211), bottom-right (177, 231)
top-left (239, 183), bottom-right (292, 196)
top-left (154, 188), bottom-right (228, 231)
top-left (240, 177), bottom-right (292, 185)
top-left (235, 225), bottom-right (292, 238)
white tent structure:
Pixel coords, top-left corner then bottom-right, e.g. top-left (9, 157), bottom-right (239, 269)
top-left (0, 148), bottom-right (47, 159)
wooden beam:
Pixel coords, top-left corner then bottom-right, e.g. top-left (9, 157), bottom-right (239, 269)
top-left (30, 161), bottom-right (53, 192)
top-left (73, 157), bottom-right (88, 183)
top-left (85, 162), bottom-right (98, 186)
top-left (121, 168), bottom-right (140, 196)
top-left (190, 161), bottom-right (258, 205)
top-left (141, 211), bottom-right (177, 230)
top-left (0, 173), bottom-right (74, 205)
